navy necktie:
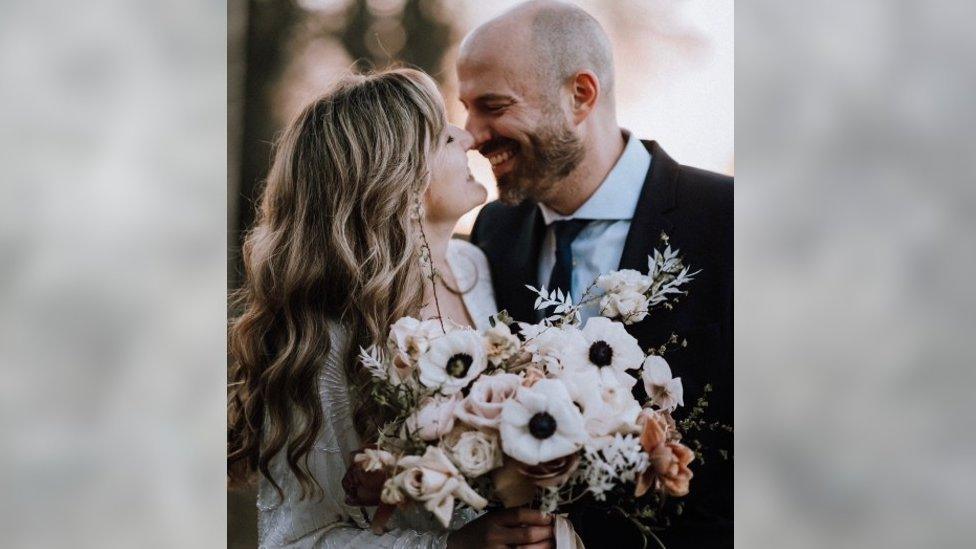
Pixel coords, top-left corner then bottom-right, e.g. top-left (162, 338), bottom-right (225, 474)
top-left (546, 219), bottom-right (591, 303)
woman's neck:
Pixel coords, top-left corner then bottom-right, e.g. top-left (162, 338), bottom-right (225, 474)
top-left (422, 218), bottom-right (455, 271)
top-left (419, 216), bottom-right (475, 327)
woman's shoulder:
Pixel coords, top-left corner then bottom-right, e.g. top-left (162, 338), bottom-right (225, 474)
top-left (448, 238), bottom-right (489, 268)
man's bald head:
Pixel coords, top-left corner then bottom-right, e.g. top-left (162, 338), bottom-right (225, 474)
top-left (460, 0), bottom-right (615, 104)
top-left (457, 2), bottom-right (620, 207)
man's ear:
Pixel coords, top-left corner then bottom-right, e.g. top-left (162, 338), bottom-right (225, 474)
top-left (569, 71), bottom-right (600, 124)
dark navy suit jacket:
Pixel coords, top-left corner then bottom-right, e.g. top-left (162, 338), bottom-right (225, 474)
top-left (470, 141), bottom-right (733, 548)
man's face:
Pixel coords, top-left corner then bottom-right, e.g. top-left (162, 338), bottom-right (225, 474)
top-left (457, 52), bottom-right (584, 205)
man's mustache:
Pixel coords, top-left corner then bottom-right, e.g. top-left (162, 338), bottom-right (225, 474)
top-left (478, 137), bottom-right (520, 156)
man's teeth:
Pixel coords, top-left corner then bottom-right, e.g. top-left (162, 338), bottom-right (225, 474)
top-left (488, 149), bottom-right (515, 166)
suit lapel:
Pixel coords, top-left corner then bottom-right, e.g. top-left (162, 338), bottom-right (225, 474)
top-left (507, 204), bottom-right (546, 323)
top-left (618, 141), bottom-right (678, 272)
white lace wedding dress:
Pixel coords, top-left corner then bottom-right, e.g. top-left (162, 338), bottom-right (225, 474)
top-left (258, 240), bottom-right (498, 548)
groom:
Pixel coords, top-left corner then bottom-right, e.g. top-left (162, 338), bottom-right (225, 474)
top-left (460, 1), bottom-right (732, 547)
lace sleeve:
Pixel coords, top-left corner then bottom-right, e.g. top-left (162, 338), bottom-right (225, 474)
top-left (257, 321), bottom-right (475, 548)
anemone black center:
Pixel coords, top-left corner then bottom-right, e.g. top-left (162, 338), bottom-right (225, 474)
top-left (528, 412), bottom-right (557, 439)
top-left (588, 340), bottom-right (614, 367)
top-left (446, 353), bottom-right (473, 378)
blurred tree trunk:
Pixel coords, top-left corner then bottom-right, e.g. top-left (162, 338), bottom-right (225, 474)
top-left (228, 0), bottom-right (246, 290)
top-left (231, 0), bottom-right (302, 290)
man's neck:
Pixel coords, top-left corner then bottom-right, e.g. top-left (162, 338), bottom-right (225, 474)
top-left (543, 124), bottom-right (627, 216)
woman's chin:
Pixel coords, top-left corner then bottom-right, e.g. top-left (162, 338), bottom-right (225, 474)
top-left (458, 190), bottom-right (488, 219)
top-left (474, 184), bottom-right (489, 205)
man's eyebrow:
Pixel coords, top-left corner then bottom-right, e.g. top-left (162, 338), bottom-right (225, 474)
top-left (475, 93), bottom-right (517, 104)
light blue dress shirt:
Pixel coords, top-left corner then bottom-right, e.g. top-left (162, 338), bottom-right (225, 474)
top-left (537, 131), bottom-right (652, 321)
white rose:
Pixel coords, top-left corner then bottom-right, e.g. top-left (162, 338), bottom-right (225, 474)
top-left (405, 394), bottom-right (460, 441)
top-left (454, 372), bottom-right (521, 430)
top-left (599, 289), bottom-right (650, 324)
top-left (596, 269), bottom-right (652, 294)
top-left (445, 430), bottom-right (503, 477)
top-left (484, 323), bottom-right (520, 366)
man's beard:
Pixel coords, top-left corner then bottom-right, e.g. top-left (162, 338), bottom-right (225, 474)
top-left (496, 118), bottom-right (585, 206)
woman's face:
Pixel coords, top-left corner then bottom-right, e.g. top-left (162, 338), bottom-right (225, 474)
top-left (424, 124), bottom-right (487, 224)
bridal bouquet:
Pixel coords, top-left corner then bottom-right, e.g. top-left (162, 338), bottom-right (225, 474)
top-left (346, 239), bottom-right (702, 545)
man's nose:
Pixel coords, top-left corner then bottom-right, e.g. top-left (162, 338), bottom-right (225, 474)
top-left (464, 115), bottom-right (490, 151)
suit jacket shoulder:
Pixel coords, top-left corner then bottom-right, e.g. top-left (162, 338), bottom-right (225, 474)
top-left (674, 165), bottom-right (732, 223)
top-left (470, 199), bottom-right (536, 245)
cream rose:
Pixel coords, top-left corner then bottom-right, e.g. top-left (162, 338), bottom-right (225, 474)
top-left (445, 429), bottom-right (503, 477)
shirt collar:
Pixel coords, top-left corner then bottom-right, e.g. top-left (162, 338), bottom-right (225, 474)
top-left (538, 130), bottom-right (652, 225)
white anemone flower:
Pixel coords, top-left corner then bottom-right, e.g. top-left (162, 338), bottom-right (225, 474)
top-left (571, 317), bottom-right (643, 389)
top-left (417, 329), bottom-right (487, 394)
top-left (641, 355), bottom-right (684, 411)
top-left (499, 378), bottom-right (586, 465)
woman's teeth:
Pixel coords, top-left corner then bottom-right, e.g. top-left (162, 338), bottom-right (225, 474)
top-left (488, 149), bottom-right (515, 166)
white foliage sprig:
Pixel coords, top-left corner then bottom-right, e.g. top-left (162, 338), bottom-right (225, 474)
top-left (646, 245), bottom-right (701, 308)
top-left (358, 344), bottom-right (390, 382)
top-left (525, 285), bottom-right (580, 325)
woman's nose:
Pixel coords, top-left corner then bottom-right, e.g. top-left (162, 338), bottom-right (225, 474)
top-left (457, 127), bottom-right (476, 151)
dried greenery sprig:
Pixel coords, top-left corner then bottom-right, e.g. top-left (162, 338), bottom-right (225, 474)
top-left (412, 191), bottom-right (446, 334)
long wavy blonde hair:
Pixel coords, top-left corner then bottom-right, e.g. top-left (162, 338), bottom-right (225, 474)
top-left (227, 68), bottom-right (446, 497)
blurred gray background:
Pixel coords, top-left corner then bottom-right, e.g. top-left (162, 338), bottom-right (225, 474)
top-left (3, 0), bottom-right (976, 548)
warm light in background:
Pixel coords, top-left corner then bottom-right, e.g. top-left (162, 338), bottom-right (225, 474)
top-left (271, 0), bottom-right (732, 235)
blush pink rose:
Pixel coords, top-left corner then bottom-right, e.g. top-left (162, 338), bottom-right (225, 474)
top-left (406, 394), bottom-right (460, 441)
top-left (454, 373), bottom-right (521, 430)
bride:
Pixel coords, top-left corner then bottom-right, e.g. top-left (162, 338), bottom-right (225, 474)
top-left (227, 69), bottom-right (555, 548)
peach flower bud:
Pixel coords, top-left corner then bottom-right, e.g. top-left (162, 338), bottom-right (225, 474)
top-left (521, 365), bottom-right (546, 387)
top-left (634, 409), bottom-right (693, 497)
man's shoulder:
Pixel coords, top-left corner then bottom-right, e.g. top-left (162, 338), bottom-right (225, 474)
top-left (642, 140), bottom-right (731, 212)
top-left (671, 161), bottom-right (733, 220)
top-left (471, 199), bottom-right (538, 241)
